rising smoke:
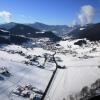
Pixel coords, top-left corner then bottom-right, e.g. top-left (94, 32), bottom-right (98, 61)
top-left (78, 5), bottom-right (95, 26)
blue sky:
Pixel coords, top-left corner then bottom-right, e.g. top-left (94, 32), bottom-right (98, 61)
top-left (0, 0), bottom-right (100, 25)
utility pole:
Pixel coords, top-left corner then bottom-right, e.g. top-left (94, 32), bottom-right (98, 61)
top-left (41, 52), bottom-right (65, 100)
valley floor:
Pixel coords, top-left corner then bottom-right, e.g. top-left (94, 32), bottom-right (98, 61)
top-left (44, 39), bottom-right (100, 100)
top-left (0, 39), bottom-right (100, 100)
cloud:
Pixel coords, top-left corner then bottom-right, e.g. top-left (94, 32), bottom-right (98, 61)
top-left (0, 11), bottom-right (12, 22)
top-left (78, 5), bottom-right (96, 26)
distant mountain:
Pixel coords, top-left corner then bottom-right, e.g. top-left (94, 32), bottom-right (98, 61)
top-left (68, 23), bottom-right (100, 41)
top-left (9, 23), bottom-right (61, 41)
top-left (0, 22), bottom-right (72, 35)
top-left (0, 29), bottom-right (29, 44)
top-left (0, 22), bottom-right (16, 30)
top-left (0, 23), bottom-right (41, 44)
top-left (28, 22), bottom-right (72, 36)
top-left (9, 23), bottom-right (40, 36)
top-left (0, 29), bottom-right (10, 44)
top-left (0, 22), bottom-right (73, 37)
top-left (0, 23), bottom-right (61, 43)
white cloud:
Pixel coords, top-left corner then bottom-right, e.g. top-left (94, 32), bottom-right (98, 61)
top-left (78, 5), bottom-right (95, 26)
top-left (0, 11), bottom-right (12, 22)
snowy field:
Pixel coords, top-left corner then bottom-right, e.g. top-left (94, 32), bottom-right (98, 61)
top-left (0, 39), bottom-right (100, 100)
top-left (0, 44), bottom-right (54, 100)
top-left (44, 39), bottom-right (100, 100)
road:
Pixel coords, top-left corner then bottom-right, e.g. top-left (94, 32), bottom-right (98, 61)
top-left (44, 68), bottom-right (68, 100)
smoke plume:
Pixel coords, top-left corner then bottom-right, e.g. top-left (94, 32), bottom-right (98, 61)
top-left (78, 5), bottom-right (95, 26)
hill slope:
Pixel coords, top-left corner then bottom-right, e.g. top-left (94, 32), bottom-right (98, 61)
top-left (29, 22), bottom-right (72, 36)
top-left (68, 23), bottom-right (100, 41)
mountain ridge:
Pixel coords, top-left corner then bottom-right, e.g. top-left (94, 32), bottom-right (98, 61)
top-left (68, 23), bottom-right (100, 41)
top-left (0, 22), bottom-right (72, 36)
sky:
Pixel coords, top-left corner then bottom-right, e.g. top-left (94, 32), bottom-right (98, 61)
top-left (0, 0), bottom-right (100, 25)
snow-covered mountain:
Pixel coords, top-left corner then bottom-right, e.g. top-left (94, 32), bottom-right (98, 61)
top-left (0, 23), bottom-right (62, 44)
top-left (28, 22), bottom-right (72, 36)
top-left (9, 23), bottom-right (61, 42)
top-left (0, 22), bottom-right (73, 37)
top-left (0, 22), bottom-right (16, 30)
top-left (68, 23), bottom-right (100, 41)
top-left (0, 28), bottom-right (29, 44)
